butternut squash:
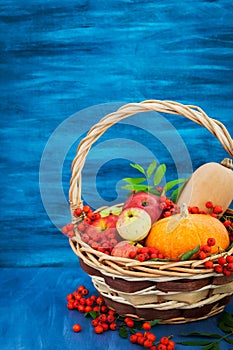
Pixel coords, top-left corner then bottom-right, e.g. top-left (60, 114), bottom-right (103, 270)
top-left (177, 159), bottom-right (233, 213)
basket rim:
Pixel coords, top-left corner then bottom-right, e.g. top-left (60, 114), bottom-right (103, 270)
top-left (69, 204), bottom-right (233, 279)
top-left (69, 99), bottom-right (233, 209)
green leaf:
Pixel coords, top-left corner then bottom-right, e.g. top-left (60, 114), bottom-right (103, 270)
top-left (84, 311), bottom-right (99, 319)
top-left (149, 319), bottom-right (162, 326)
top-left (180, 332), bottom-right (222, 339)
top-left (153, 164), bottom-right (166, 186)
top-left (130, 163), bottom-right (145, 175)
top-left (218, 312), bottom-right (233, 333)
top-left (178, 340), bottom-right (212, 346)
top-left (146, 160), bottom-right (157, 178)
top-left (163, 178), bottom-right (187, 194)
top-left (121, 184), bottom-right (152, 192)
top-left (202, 343), bottom-right (220, 350)
top-left (180, 245), bottom-right (200, 261)
top-left (122, 177), bottom-right (147, 185)
top-left (119, 326), bottom-right (128, 339)
top-left (170, 184), bottom-right (186, 203)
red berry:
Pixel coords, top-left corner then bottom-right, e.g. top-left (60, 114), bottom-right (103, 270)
top-left (198, 251), bottom-right (207, 260)
top-left (101, 323), bottom-right (109, 331)
top-left (67, 302), bottom-right (75, 310)
top-left (190, 206), bottom-right (199, 214)
top-left (157, 344), bottom-right (166, 350)
top-left (200, 245), bottom-right (211, 253)
top-left (126, 319), bottom-right (134, 328)
top-left (83, 205), bottom-right (91, 213)
top-left (77, 305), bottom-right (85, 312)
top-left (223, 220), bottom-right (231, 228)
top-left (214, 265), bottom-right (223, 274)
top-left (142, 322), bottom-right (151, 331)
top-left (145, 332), bottom-right (156, 342)
top-left (77, 285), bottom-right (85, 293)
top-left (144, 339), bottom-right (153, 348)
top-left (226, 255), bottom-right (233, 263)
top-left (137, 336), bottom-right (145, 345)
top-left (137, 253), bottom-right (146, 262)
top-left (205, 261), bottom-right (214, 269)
top-left (218, 257), bottom-right (226, 266)
top-left (81, 288), bottom-right (89, 296)
top-left (213, 206), bottom-right (223, 214)
top-left (78, 223), bottom-right (86, 232)
top-left (109, 323), bottom-right (117, 331)
top-left (74, 208), bottom-right (83, 216)
top-left (223, 266), bottom-right (231, 276)
top-left (168, 340), bottom-right (175, 349)
top-left (130, 334), bottom-right (138, 343)
top-left (101, 305), bottom-right (108, 313)
top-left (84, 217), bottom-right (91, 225)
top-left (72, 324), bottom-right (82, 332)
top-left (96, 297), bottom-right (104, 305)
top-left (85, 306), bottom-right (93, 313)
top-left (227, 263), bottom-right (233, 271)
top-left (91, 319), bottom-right (99, 327)
top-left (207, 237), bottom-right (216, 247)
top-left (160, 336), bottom-right (169, 345)
top-left (129, 251), bottom-right (137, 259)
top-left (87, 212), bottom-right (96, 221)
top-left (94, 325), bottom-right (104, 334)
top-left (205, 201), bottom-right (214, 209)
top-left (66, 293), bottom-right (74, 301)
top-left (99, 314), bottom-right (107, 322)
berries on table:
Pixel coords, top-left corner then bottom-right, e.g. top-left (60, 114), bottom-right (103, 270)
top-left (72, 324), bottom-right (82, 333)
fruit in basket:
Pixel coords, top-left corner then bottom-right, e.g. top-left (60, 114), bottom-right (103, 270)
top-left (116, 207), bottom-right (151, 241)
top-left (111, 241), bottom-right (138, 258)
top-left (122, 192), bottom-right (161, 223)
top-left (145, 204), bottom-right (230, 260)
top-left (177, 160), bottom-right (233, 214)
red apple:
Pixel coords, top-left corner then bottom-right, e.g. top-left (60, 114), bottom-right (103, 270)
top-left (111, 241), bottom-right (138, 258)
top-left (116, 207), bottom-right (151, 241)
top-left (123, 192), bottom-right (161, 223)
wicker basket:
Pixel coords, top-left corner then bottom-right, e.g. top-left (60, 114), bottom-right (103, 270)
top-left (69, 100), bottom-right (233, 324)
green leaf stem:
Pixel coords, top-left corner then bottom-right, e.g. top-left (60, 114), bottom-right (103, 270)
top-left (146, 159), bottom-right (157, 178)
top-left (129, 163), bottom-right (145, 174)
top-left (153, 164), bottom-right (166, 186)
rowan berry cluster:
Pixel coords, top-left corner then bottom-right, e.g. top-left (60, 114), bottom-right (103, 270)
top-left (159, 196), bottom-right (180, 218)
top-left (66, 285), bottom-right (176, 349)
top-left (74, 205), bottom-right (120, 255)
top-left (188, 202), bottom-right (223, 216)
top-left (61, 222), bottom-right (75, 238)
top-left (213, 255), bottom-right (233, 276)
top-left (130, 332), bottom-right (175, 350)
top-left (198, 237), bottom-right (216, 260)
top-left (222, 218), bottom-right (233, 243)
top-left (129, 247), bottom-right (164, 262)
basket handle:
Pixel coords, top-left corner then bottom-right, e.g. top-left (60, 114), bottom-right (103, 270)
top-left (69, 100), bottom-right (233, 211)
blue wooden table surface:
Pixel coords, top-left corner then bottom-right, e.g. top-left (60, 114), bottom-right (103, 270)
top-left (1, 1), bottom-right (233, 349)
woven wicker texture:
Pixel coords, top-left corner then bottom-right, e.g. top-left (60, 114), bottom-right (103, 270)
top-left (69, 100), bottom-right (233, 323)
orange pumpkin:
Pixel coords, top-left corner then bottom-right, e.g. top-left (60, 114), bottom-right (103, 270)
top-left (145, 205), bottom-right (230, 260)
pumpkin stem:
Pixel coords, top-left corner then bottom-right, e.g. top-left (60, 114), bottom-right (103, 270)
top-left (221, 158), bottom-right (233, 170)
top-left (180, 203), bottom-right (190, 218)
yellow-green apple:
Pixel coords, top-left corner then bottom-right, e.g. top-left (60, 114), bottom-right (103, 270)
top-left (123, 192), bottom-right (161, 223)
top-left (116, 207), bottom-right (151, 241)
top-left (111, 241), bottom-right (138, 258)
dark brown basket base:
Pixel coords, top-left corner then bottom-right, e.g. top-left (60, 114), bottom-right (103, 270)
top-left (79, 258), bottom-right (233, 324)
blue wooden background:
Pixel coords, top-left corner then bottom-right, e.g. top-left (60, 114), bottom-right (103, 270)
top-left (0, 1), bottom-right (233, 349)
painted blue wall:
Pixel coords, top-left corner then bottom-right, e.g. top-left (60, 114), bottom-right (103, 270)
top-left (1, 0), bottom-right (233, 268)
